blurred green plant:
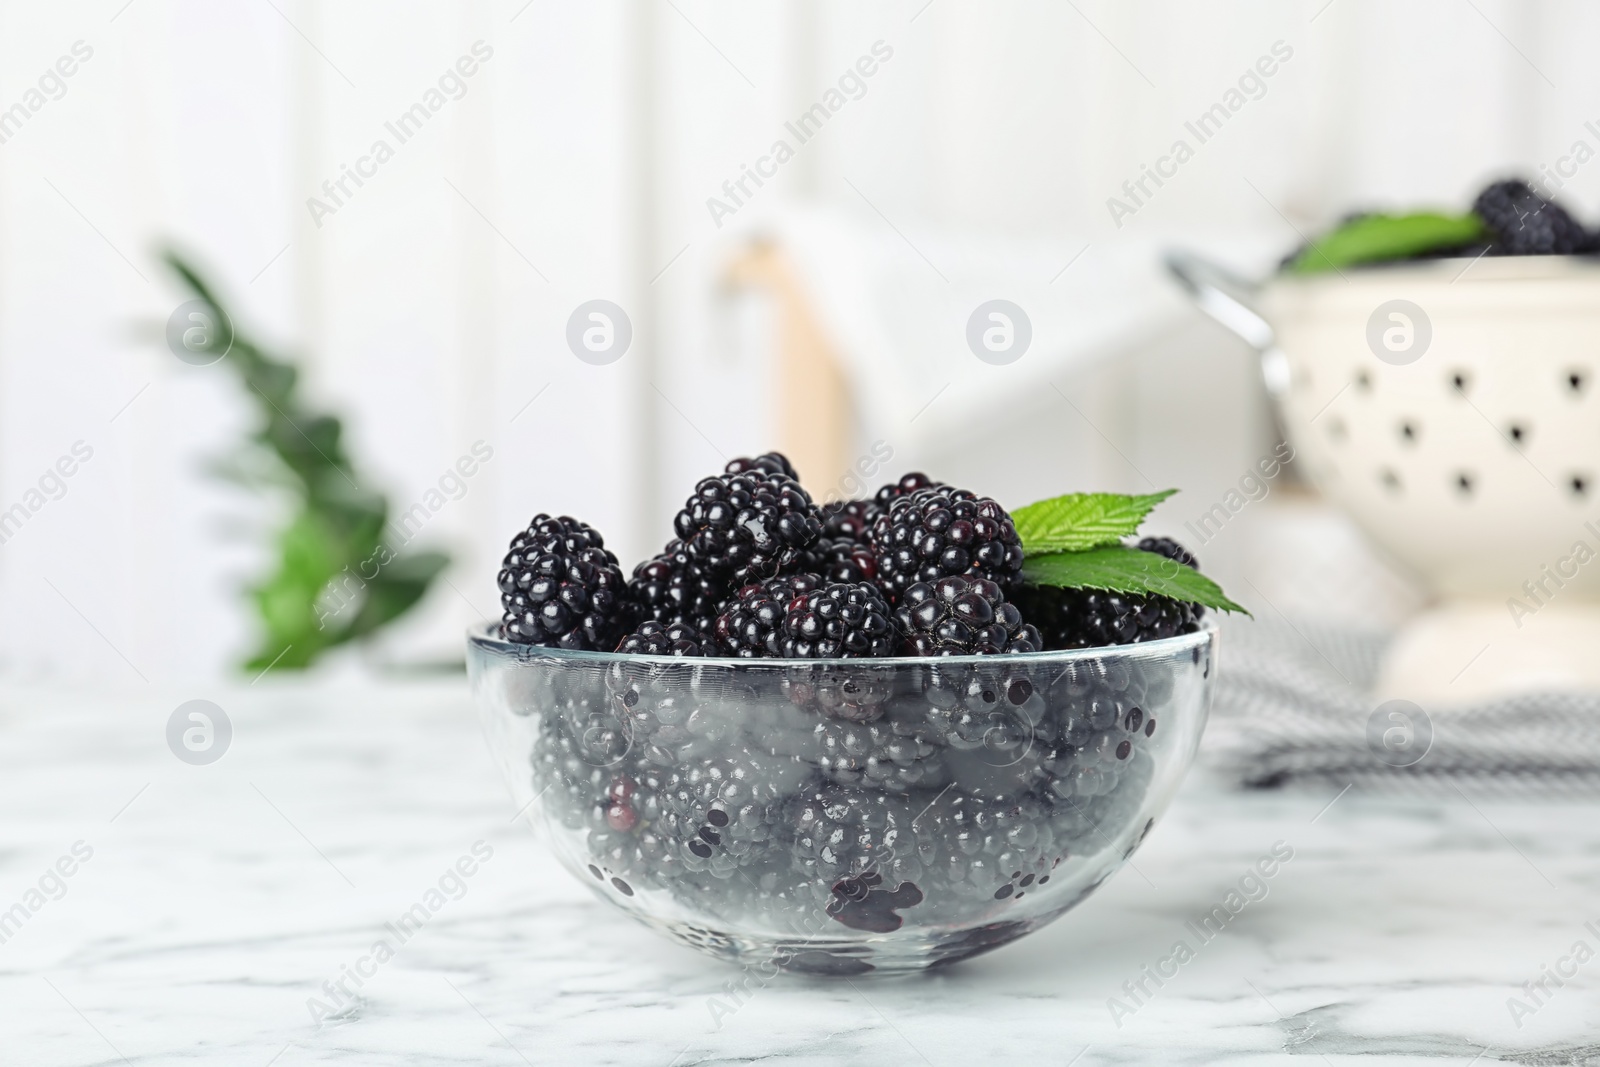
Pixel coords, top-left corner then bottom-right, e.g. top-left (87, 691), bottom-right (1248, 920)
top-left (164, 250), bottom-right (450, 671)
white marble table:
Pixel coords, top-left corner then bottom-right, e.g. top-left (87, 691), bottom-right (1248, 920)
top-left (3, 676), bottom-right (1598, 1066)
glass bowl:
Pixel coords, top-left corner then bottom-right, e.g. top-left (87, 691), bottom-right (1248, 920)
top-left (467, 621), bottom-right (1217, 975)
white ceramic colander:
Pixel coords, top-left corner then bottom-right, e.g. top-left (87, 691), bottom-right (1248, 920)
top-left (1169, 251), bottom-right (1600, 705)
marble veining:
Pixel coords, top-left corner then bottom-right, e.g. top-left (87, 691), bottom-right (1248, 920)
top-left (3, 677), bottom-right (1599, 1065)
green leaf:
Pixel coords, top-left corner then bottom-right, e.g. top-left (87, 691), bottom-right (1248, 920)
top-left (1012, 489), bottom-right (1176, 555)
top-left (1285, 212), bottom-right (1488, 275)
top-left (343, 551), bottom-right (452, 640)
top-left (164, 249), bottom-right (452, 673)
top-left (1022, 545), bottom-right (1249, 614)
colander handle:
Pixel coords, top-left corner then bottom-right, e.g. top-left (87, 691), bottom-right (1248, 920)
top-left (1163, 249), bottom-right (1290, 399)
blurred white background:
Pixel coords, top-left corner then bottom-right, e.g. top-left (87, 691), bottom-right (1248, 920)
top-left (0, 0), bottom-right (1593, 681)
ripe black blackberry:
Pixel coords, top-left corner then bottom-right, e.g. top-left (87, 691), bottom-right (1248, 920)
top-left (714, 575), bottom-right (823, 657)
top-left (654, 749), bottom-right (811, 877)
top-left (615, 620), bottom-right (715, 656)
top-left (626, 539), bottom-right (724, 635)
top-left (1136, 536), bottom-right (1198, 570)
top-left (781, 582), bottom-right (895, 658)
top-left (869, 485), bottom-right (1025, 601)
top-left (1473, 179), bottom-right (1594, 256)
top-left (674, 469), bottom-right (822, 588)
top-left (724, 451), bottom-right (799, 480)
top-left (781, 663), bottom-right (895, 723)
top-left (788, 784), bottom-right (924, 891)
top-left (498, 514), bottom-right (629, 650)
top-left (801, 535), bottom-right (879, 585)
top-left (818, 498), bottom-right (882, 540)
top-left (918, 665), bottom-right (1051, 795)
top-left (907, 789), bottom-right (1062, 911)
top-left (811, 702), bottom-right (950, 792)
top-left (1016, 585), bottom-right (1201, 650)
top-left (873, 472), bottom-right (939, 510)
top-left (1031, 654), bottom-right (1161, 808)
top-left (894, 577), bottom-right (1042, 656)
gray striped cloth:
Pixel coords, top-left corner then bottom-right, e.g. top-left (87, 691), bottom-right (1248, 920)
top-left (1205, 617), bottom-right (1600, 794)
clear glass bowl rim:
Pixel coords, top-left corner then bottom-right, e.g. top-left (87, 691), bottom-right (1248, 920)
top-left (465, 616), bottom-right (1216, 669)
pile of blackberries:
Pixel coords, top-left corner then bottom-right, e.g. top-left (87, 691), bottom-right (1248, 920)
top-left (496, 452), bottom-right (1204, 657)
top-left (529, 636), bottom-right (1183, 946)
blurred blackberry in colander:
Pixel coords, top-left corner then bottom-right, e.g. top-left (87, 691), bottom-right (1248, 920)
top-left (1473, 179), bottom-right (1594, 256)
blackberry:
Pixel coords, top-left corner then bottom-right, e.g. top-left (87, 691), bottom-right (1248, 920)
top-left (673, 469), bottom-right (822, 587)
top-left (1015, 585), bottom-right (1200, 650)
top-left (781, 663), bottom-right (895, 723)
top-left (724, 451), bottom-right (799, 480)
top-left (530, 703), bottom-right (658, 834)
top-left (788, 784), bottom-right (924, 892)
top-left (1035, 656), bottom-right (1159, 805)
top-left (801, 535), bottom-right (879, 585)
top-left (655, 749), bottom-right (811, 878)
top-left (498, 514), bottom-right (629, 650)
top-left (818, 499), bottom-right (882, 540)
top-left (626, 539), bottom-right (724, 635)
top-left (907, 789), bottom-right (1063, 911)
top-left (894, 577), bottom-right (1042, 656)
top-left (781, 582), bottom-right (895, 658)
top-left (615, 620), bottom-right (716, 656)
top-left (811, 701), bottom-right (950, 792)
top-left (714, 575), bottom-right (824, 657)
top-left (869, 486), bottom-right (1025, 601)
top-left (873, 472), bottom-right (939, 510)
top-left (919, 664), bottom-right (1052, 798)
top-left (1136, 536), bottom-right (1198, 570)
top-left (1473, 179), bottom-right (1593, 256)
